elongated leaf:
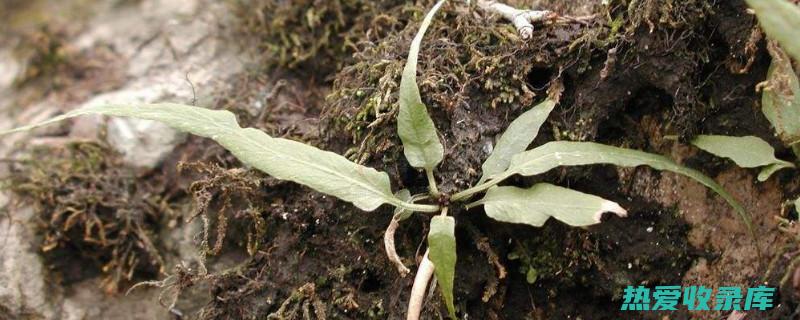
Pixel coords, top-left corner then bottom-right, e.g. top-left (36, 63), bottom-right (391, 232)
top-left (428, 215), bottom-right (456, 319)
top-left (479, 99), bottom-right (556, 183)
top-left (747, 0), bottom-right (800, 61)
top-left (691, 135), bottom-right (789, 167)
top-left (691, 135), bottom-right (794, 181)
top-left (503, 141), bottom-right (752, 232)
top-left (397, 0), bottom-right (445, 170)
top-left (1, 103), bottom-right (406, 211)
top-left (762, 43), bottom-right (800, 147)
top-left (476, 184), bottom-right (627, 227)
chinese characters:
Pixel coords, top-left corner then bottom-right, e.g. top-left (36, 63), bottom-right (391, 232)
top-left (620, 286), bottom-right (776, 311)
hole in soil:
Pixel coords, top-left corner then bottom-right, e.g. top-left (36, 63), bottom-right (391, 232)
top-left (526, 67), bottom-right (553, 91)
top-left (625, 86), bottom-right (674, 118)
top-left (398, 163), bottom-right (426, 194)
top-left (596, 86), bottom-right (674, 145)
top-left (358, 269), bottom-right (383, 293)
top-left (788, 206), bottom-right (799, 222)
top-left (46, 245), bottom-right (104, 285)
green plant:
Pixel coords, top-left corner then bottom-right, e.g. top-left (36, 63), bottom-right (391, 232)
top-left (747, 0), bottom-right (800, 62)
top-left (1, 1), bottom-right (753, 319)
top-left (761, 41), bottom-right (800, 155)
top-left (690, 135), bottom-right (795, 181)
top-left (748, 0), bottom-right (800, 155)
top-left (747, 0), bottom-right (800, 216)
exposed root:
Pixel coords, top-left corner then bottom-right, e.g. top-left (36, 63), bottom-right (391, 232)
top-left (384, 216), bottom-right (411, 276)
top-left (477, 0), bottom-right (554, 40)
top-left (464, 220), bottom-right (506, 302)
top-left (476, 1), bottom-right (598, 40)
top-left (477, 237), bottom-right (506, 302)
top-left (406, 250), bottom-right (435, 320)
top-left (179, 161), bottom-right (264, 257)
top-left (266, 283), bottom-right (327, 320)
top-left (126, 263), bottom-right (208, 313)
top-left (733, 27), bottom-right (762, 74)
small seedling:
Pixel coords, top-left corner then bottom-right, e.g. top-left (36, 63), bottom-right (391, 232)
top-left (0, 1), bottom-right (753, 319)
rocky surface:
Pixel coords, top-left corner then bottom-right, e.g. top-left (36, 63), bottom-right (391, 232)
top-left (0, 0), bottom-right (243, 318)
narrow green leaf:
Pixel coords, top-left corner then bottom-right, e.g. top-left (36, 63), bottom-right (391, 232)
top-left (0, 103), bottom-right (411, 212)
top-left (477, 184), bottom-right (627, 227)
top-left (691, 135), bottom-right (794, 181)
top-left (503, 141), bottom-right (752, 233)
top-left (428, 215), bottom-right (456, 319)
top-left (479, 99), bottom-right (556, 183)
top-left (762, 44), bottom-right (800, 147)
top-left (691, 135), bottom-right (789, 167)
top-left (746, 0), bottom-right (800, 61)
top-left (397, 0), bottom-right (446, 170)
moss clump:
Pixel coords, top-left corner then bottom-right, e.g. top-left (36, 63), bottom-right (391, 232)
top-left (623, 0), bottom-right (711, 32)
top-left (179, 161), bottom-right (269, 257)
top-left (4, 142), bottom-right (169, 293)
top-left (229, 0), bottom-right (410, 76)
top-left (323, 2), bottom-right (591, 167)
top-left (13, 26), bottom-right (76, 90)
top-left (10, 24), bottom-right (124, 106)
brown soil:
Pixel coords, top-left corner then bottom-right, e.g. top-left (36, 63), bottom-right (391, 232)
top-left (3, 0), bottom-right (800, 319)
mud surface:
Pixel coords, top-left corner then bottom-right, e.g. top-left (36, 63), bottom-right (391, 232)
top-left (1, 0), bottom-right (800, 319)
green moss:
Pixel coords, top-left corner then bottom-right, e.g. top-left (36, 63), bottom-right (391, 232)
top-left (13, 26), bottom-right (74, 90)
top-left (229, 0), bottom-right (409, 76)
top-left (507, 232), bottom-right (586, 285)
top-left (323, 2), bottom-right (597, 164)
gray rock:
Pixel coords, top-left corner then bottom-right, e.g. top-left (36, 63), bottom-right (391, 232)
top-left (106, 117), bottom-right (186, 169)
top-left (0, 202), bottom-right (59, 320)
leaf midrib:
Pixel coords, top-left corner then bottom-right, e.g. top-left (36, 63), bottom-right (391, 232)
top-left (230, 128), bottom-right (392, 204)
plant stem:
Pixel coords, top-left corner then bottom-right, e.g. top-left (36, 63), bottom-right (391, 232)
top-left (450, 171), bottom-right (513, 201)
top-left (464, 199), bottom-right (482, 210)
top-left (406, 250), bottom-right (435, 320)
top-left (426, 168), bottom-right (440, 197)
top-left (393, 199), bottom-right (440, 213)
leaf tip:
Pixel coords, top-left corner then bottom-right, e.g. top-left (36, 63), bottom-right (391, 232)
top-left (595, 201), bottom-right (627, 223)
